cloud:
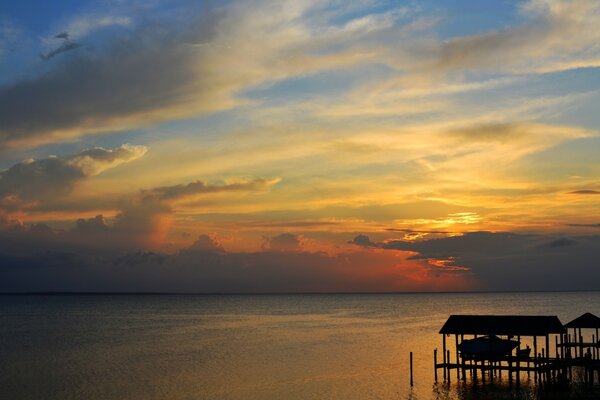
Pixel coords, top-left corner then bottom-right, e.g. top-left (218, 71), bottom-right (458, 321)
top-left (61, 177), bottom-right (279, 250)
top-left (75, 214), bottom-right (110, 233)
top-left (567, 223), bottom-right (600, 228)
top-left (446, 123), bottom-right (531, 143)
top-left (348, 234), bottom-right (378, 248)
top-left (541, 237), bottom-right (576, 247)
top-left (568, 190), bottom-right (600, 195)
top-left (0, 26), bottom-right (204, 149)
top-left (0, 144), bottom-right (146, 207)
top-left (182, 234), bottom-right (225, 254)
top-left (376, 231), bottom-right (600, 291)
top-left (266, 233), bottom-right (303, 252)
top-left (143, 178), bottom-right (280, 202)
top-left (40, 35), bottom-right (82, 60)
top-left (0, 225), bottom-right (474, 293)
top-left (0, 1), bottom-right (387, 150)
top-left (422, 0), bottom-right (600, 75)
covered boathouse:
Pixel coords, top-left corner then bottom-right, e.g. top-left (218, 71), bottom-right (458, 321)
top-left (436, 315), bottom-right (567, 383)
top-left (563, 312), bottom-right (600, 360)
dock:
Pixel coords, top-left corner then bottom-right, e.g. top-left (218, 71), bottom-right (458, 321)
top-left (431, 313), bottom-right (600, 385)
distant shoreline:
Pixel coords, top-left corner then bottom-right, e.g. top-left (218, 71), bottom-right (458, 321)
top-left (1, 290), bottom-right (599, 296)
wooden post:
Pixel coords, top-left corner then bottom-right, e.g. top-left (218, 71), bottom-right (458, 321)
top-left (434, 349), bottom-right (438, 382)
top-left (579, 329), bottom-right (583, 358)
top-left (542, 347), bottom-right (547, 383)
top-left (508, 353), bottom-right (512, 383)
top-left (443, 335), bottom-right (447, 380)
top-left (410, 352), bottom-right (414, 387)
top-left (533, 336), bottom-right (538, 382)
top-left (595, 328), bottom-right (600, 360)
top-left (447, 350), bottom-right (451, 382)
top-left (546, 335), bottom-right (550, 360)
top-left (455, 335), bottom-right (460, 379)
top-left (481, 359), bottom-right (486, 382)
top-left (515, 335), bottom-right (520, 385)
top-left (460, 334), bottom-right (465, 381)
top-left (559, 332), bottom-right (564, 359)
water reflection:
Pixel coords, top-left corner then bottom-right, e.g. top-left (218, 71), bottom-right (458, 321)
top-left (0, 292), bottom-right (599, 400)
top-left (431, 379), bottom-right (600, 400)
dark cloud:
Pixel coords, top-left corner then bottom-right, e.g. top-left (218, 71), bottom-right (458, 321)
top-left (0, 11), bottom-right (220, 150)
top-left (75, 214), bottom-right (110, 233)
top-left (40, 32), bottom-right (82, 60)
top-left (381, 231), bottom-right (528, 256)
top-left (0, 144), bottom-right (146, 208)
top-left (377, 231), bottom-right (600, 291)
top-left (143, 178), bottom-right (278, 201)
top-left (0, 222), bottom-right (470, 293)
top-left (541, 237), bottom-right (576, 248)
top-left (568, 190), bottom-right (600, 195)
top-left (567, 223), bottom-right (600, 228)
top-left (266, 233), bottom-right (302, 252)
top-left (113, 250), bottom-right (165, 266)
top-left (348, 234), bottom-right (378, 248)
top-left (182, 234), bottom-right (225, 254)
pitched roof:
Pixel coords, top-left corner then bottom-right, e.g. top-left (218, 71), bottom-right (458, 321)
top-left (439, 315), bottom-right (565, 336)
top-left (564, 312), bottom-right (600, 329)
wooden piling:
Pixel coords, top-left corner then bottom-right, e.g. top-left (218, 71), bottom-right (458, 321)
top-left (455, 335), bottom-right (460, 380)
top-left (442, 335), bottom-right (447, 381)
top-left (410, 351), bottom-right (414, 387)
top-left (447, 350), bottom-right (451, 382)
top-left (596, 328), bottom-right (600, 360)
top-left (434, 349), bottom-right (438, 382)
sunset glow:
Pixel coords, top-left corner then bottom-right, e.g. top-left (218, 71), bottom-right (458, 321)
top-left (1, 0), bottom-right (599, 292)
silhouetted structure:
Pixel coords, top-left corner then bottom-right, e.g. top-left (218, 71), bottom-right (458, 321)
top-left (440, 315), bottom-right (564, 336)
top-left (561, 313), bottom-right (600, 366)
top-left (433, 314), bottom-right (599, 385)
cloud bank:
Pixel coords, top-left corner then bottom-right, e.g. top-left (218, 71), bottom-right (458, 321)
top-left (351, 231), bottom-right (600, 291)
top-left (0, 221), bottom-right (472, 293)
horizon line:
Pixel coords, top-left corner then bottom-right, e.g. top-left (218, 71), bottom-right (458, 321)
top-left (1, 289), bottom-right (599, 296)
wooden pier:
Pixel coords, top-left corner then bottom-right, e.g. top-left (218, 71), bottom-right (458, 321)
top-left (432, 314), bottom-right (600, 385)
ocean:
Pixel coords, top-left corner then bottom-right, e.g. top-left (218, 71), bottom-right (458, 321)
top-left (1, 292), bottom-right (599, 399)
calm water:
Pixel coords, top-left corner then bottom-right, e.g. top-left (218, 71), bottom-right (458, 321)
top-left (1, 292), bottom-right (599, 400)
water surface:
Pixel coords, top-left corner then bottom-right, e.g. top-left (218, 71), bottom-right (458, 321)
top-left (1, 292), bottom-right (599, 399)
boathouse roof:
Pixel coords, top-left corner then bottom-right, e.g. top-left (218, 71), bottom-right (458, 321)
top-left (564, 312), bottom-right (600, 329)
top-left (439, 315), bottom-right (565, 336)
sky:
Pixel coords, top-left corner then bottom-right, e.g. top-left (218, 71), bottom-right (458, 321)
top-left (0, 0), bottom-right (599, 292)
